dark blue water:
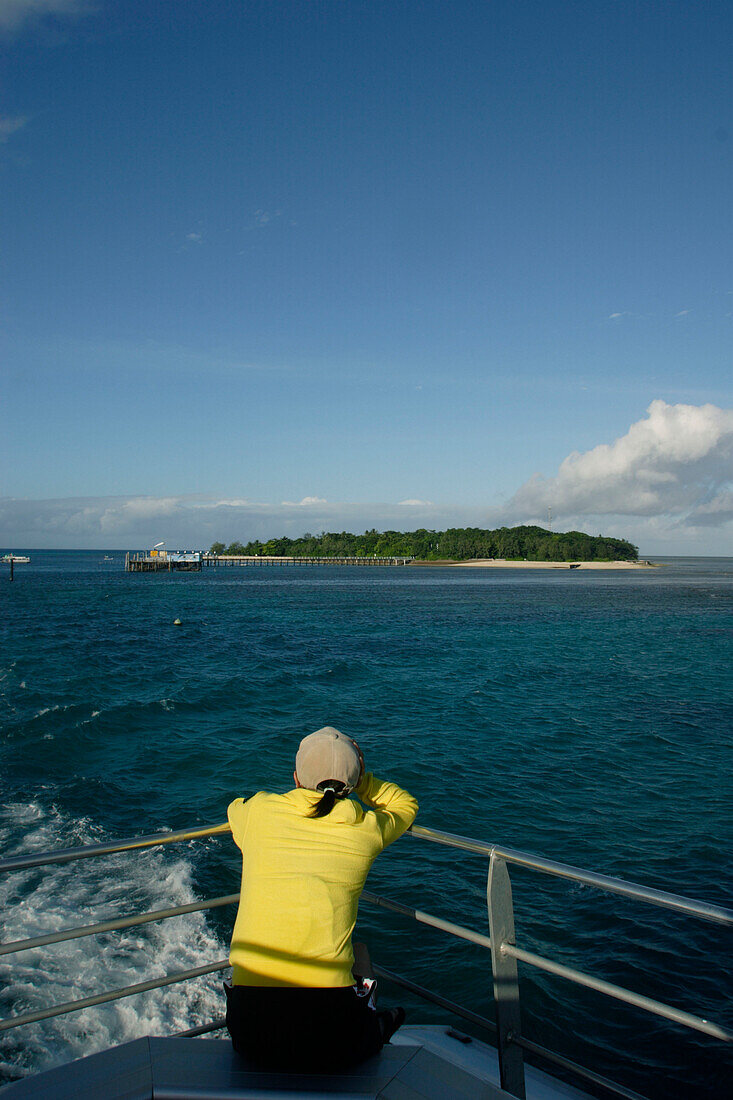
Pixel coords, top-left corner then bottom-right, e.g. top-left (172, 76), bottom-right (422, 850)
top-left (1, 551), bottom-right (731, 1096)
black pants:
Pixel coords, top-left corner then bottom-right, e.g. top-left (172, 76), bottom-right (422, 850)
top-left (224, 983), bottom-right (384, 1071)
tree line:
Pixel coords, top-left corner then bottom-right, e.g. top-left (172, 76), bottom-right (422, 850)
top-left (209, 526), bottom-right (638, 562)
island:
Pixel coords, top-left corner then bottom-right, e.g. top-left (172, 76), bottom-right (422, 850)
top-left (209, 526), bottom-right (645, 566)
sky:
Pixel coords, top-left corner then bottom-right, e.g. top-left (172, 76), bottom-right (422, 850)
top-left (1, 0), bottom-right (731, 553)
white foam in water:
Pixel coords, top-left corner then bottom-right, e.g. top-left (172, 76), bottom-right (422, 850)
top-left (0, 801), bottom-right (229, 1082)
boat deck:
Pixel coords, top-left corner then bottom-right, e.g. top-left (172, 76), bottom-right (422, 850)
top-left (0, 1026), bottom-right (591, 1099)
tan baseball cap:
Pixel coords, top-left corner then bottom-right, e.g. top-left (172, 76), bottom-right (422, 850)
top-left (295, 726), bottom-right (361, 792)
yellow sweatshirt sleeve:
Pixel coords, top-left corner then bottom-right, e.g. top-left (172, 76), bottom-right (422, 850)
top-left (355, 773), bottom-right (418, 848)
top-left (227, 795), bottom-right (253, 849)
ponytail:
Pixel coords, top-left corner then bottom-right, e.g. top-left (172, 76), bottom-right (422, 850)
top-left (308, 779), bottom-right (347, 818)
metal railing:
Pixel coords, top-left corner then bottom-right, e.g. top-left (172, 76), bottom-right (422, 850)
top-left (0, 821), bottom-right (730, 1100)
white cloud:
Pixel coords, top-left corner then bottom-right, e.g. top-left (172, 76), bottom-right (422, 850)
top-left (252, 210), bottom-right (282, 227)
top-left (0, 495), bottom-right (485, 550)
top-left (0, 115), bottom-right (28, 143)
top-left (21, 335), bottom-right (274, 377)
top-left (98, 497), bottom-right (182, 533)
top-left (3, 402), bottom-right (731, 553)
top-left (0, 1), bottom-right (90, 32)
top-left (504, 400), bottom-right (733, 525)
top-left (686, 489), bottom-right (733, 526)
top-left (2, 474), bottom-right (732, 554)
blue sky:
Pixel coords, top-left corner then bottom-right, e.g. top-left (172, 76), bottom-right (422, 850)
top-left (1, 0), bottom-right (731, 552)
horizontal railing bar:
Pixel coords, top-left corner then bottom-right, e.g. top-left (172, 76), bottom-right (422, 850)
top-left (361, 890), bottom-right (492, 950)
top-left (514, 1034), bottom-right (649, 1100)
top-left (409, 826), bottom-right (733, 926)
top-left (4, 819), bottom-right (730, 928)
top-left (376, 963), bottom-right (646, 1100)
top-left (0, 823), bottom-right (231, 875)
top-left (373, 964), bottom-right (496, 1034)
top-left (409, 824), bottom-right (492, 857)
top-left (0, 959), bottom-right (230, 1033)
top-left (492, 845), bottom-right (733, 927)
top-left (0, 894), bottom-right (240, 958)
top-left (504, 944), bottom-right (733, 1042)
top-left (364, 890), bottom-right (729, 1045)
top-left (176, 1016), bottom-right (228, 1038)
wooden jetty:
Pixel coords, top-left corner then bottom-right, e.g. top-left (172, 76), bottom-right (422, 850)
top-left (126, 552), bottom-right (414, 572)
top-left (203, 554), bottom-right (414, 567)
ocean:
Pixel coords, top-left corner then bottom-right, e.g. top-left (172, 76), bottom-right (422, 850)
top-left (1, 551), bottom-right (731, 1097)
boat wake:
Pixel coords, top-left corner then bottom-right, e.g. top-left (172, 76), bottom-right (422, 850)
top-left (0, 801), bottom-right (228, 1082)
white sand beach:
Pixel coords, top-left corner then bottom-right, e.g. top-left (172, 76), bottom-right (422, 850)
top-left (450, 559), bottom-right (657, 570)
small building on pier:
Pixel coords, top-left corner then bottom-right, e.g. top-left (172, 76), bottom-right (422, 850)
top-left (126, 549), bottom-right (203, 572)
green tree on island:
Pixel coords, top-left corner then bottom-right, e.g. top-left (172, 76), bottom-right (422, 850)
top-left (211, 526), bottom-right (638, 562)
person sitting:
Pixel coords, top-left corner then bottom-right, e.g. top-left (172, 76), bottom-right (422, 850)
top-left (225, 726), bottom-right (418, 1071)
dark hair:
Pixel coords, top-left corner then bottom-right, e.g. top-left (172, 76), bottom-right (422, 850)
top-left (308, 779), bottom-right (347, 818)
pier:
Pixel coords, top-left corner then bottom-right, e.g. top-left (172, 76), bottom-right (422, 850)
top-left (125, 552), bottom-right (414, 573)
top-left (125, 552), bottom-right (203, 573)
top-left (203, 554), bottom-right (414, 567)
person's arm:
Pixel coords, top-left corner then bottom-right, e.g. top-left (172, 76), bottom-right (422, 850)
top-left (356, 772), bottom-right (418, 847)
top-left (227, 794), bottom-right (255, 849)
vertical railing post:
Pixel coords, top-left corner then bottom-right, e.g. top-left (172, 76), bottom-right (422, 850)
top-left (487, 849), bottom-right (526, 1098)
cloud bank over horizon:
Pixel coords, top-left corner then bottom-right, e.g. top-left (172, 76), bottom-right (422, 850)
top-left (0, 495), bottom-right (478, 551)
top-left (501, 400), bottom-right (733, 528)
top-left (2, 402), bottom-right (731, 554)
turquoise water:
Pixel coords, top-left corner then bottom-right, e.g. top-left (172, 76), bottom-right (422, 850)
top-left (1, 551), bottom-right (731, 1096)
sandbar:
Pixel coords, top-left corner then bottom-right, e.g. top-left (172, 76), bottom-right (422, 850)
top-left (410, 559), bottom-right (657, 570)
top-left (452, 559), bottom-right (656, 569)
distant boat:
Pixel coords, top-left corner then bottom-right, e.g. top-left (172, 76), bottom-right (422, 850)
top-left (568, 562), bottom-right (581, 569)
top-left (102, 556), bottom-right (115, 561)
top-left (2, 554), bottom-right (30, 563)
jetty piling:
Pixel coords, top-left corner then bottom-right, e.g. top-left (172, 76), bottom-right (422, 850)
top-left (3, 554), bottom-right (30, 581)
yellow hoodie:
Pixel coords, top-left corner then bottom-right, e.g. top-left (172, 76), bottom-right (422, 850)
top-left (227, 773), bottom-right (418, 987)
